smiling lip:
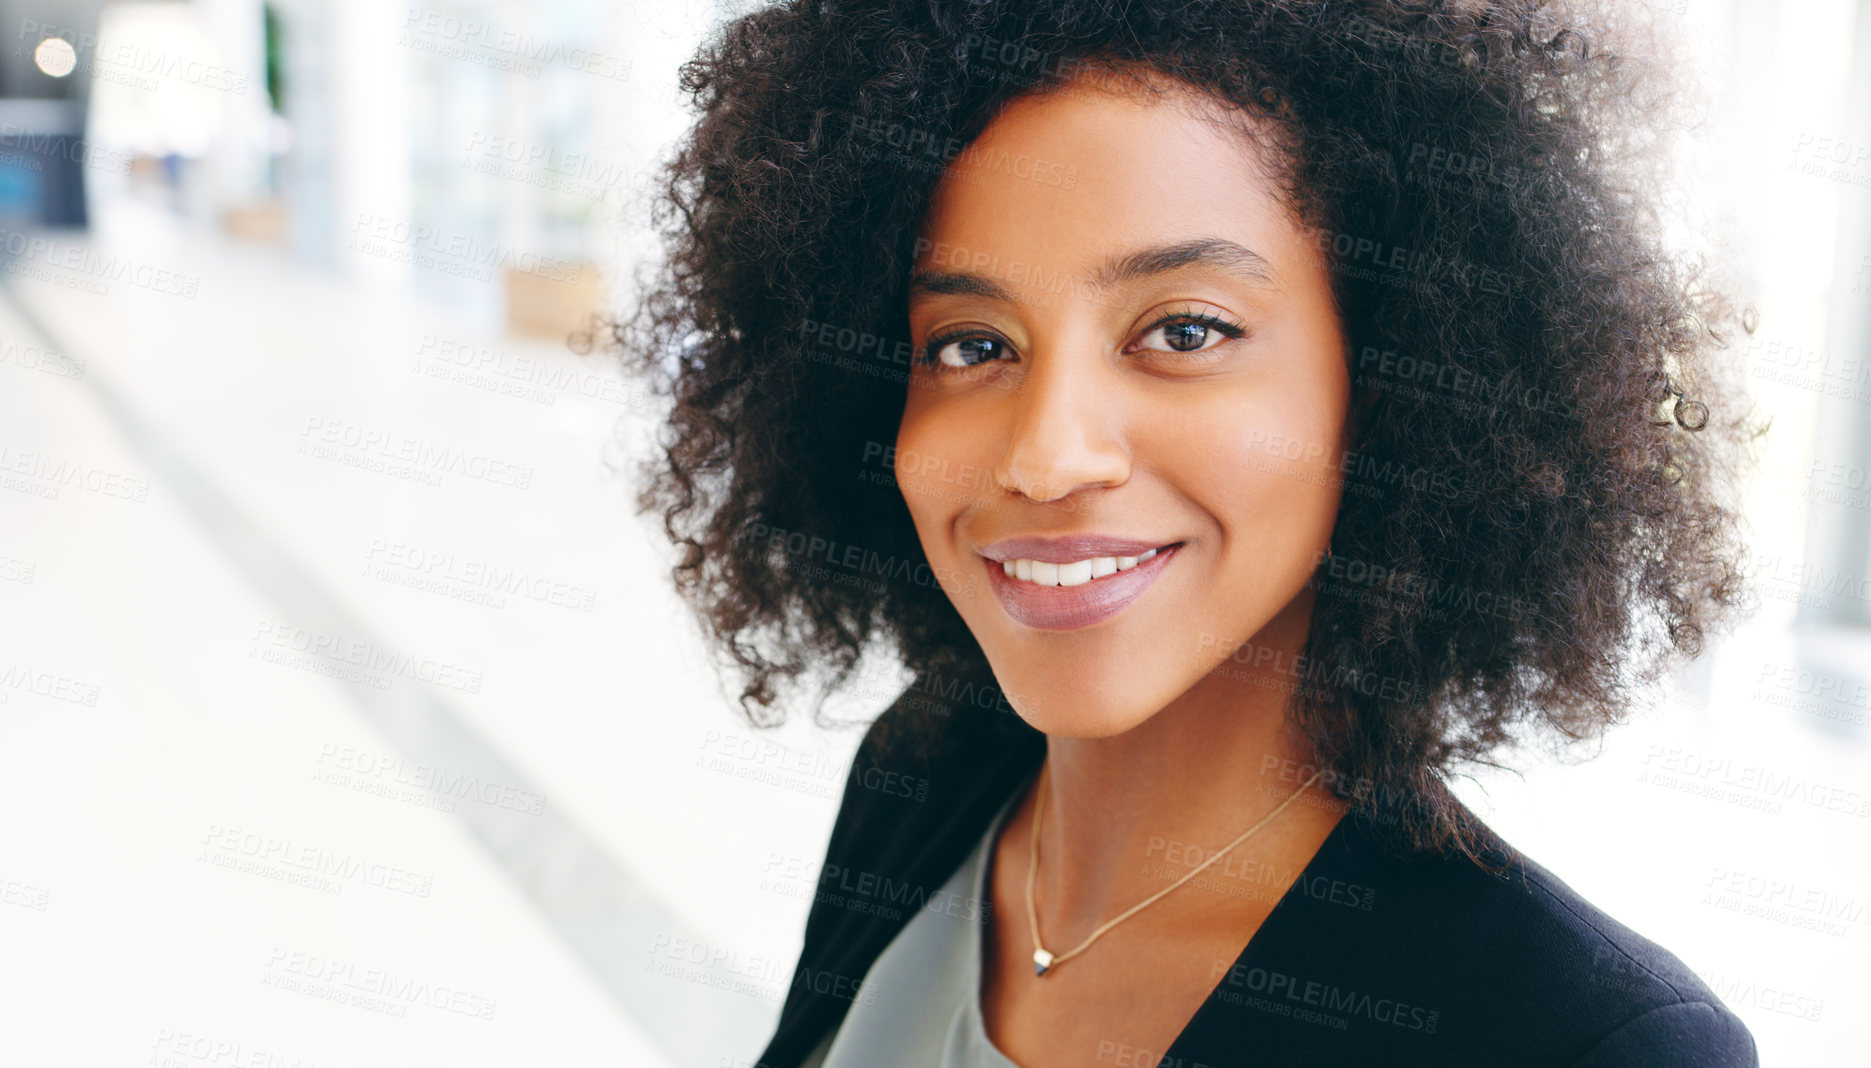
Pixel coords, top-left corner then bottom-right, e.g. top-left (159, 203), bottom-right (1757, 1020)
top-left (978, 537), bottom-right (1184, 631)
top-left (976, 534), bottom-right (1178, 564)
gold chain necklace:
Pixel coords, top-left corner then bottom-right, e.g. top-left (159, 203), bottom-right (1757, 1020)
top-left (1024, 764), bottom-right (1325, 977)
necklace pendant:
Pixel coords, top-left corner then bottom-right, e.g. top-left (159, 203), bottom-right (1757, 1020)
top-left (1032, 948), bottom-right (1054, 977)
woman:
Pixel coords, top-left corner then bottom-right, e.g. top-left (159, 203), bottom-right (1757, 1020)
top-left (608, 1), bottom-right (1764, 1064)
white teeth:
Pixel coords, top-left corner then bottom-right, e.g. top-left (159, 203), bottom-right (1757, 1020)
top-left (998, 549), bottom-right (1169, 587)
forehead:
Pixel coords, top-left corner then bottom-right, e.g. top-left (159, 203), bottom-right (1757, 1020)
top-left (911, 71), bottom-right (1302, 279)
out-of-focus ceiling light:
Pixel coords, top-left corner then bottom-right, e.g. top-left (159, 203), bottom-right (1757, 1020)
top-left (33, 37), bottom-right (77, 77)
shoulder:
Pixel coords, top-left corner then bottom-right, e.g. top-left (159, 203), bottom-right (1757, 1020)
top-left (756, 664), bottom-right (1043, 1068)
top-left (1566, 1001), bottom-right (1760, 1067)
top-left (1500, 847), bottom-right (1756, 1066)
top-left (813, 663), bottom-right (1039, 931)
top-left (1313, 804), bottom-right (1759, 1066)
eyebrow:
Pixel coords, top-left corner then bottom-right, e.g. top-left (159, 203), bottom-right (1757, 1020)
top-left (907, 237), bottom-right (1276, 302)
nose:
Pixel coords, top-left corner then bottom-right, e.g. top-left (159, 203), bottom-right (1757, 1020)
top-left (992, 344), bottom-right (1131, 503)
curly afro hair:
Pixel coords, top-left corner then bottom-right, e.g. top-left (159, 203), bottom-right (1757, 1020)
top-left (601, 0), bottom-right (1765, 858)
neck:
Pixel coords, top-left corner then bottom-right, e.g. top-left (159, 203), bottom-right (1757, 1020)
top-left (1027, 592), bottom-right (1346, 939)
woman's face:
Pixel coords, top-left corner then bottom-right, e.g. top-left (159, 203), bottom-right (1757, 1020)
top-left (897, 71), bottom-right (1352, 738)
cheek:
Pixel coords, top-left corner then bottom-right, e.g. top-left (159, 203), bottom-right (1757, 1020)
top-left (1163, 388), bottom-right (1346, 546)
top-left (893, 406), bottom-right (974, 529)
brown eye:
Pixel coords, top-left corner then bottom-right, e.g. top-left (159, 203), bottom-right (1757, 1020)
top-left (1132, 312), bottom-right (1244, 355)
top-left (1159, 321), bottom-right (1216, 352)
top-left (924, 334), bottom-right (1006, 370)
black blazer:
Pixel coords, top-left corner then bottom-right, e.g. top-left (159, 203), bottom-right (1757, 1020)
top-left (755, 671), bottom-right (1759, 1067)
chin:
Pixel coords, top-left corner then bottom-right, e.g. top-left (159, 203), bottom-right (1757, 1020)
top-left (978, 654), bottom-right (1174, 739)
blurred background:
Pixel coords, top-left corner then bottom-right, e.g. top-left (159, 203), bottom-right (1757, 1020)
top-left (0, 0), bottom-right (1866, 1065)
